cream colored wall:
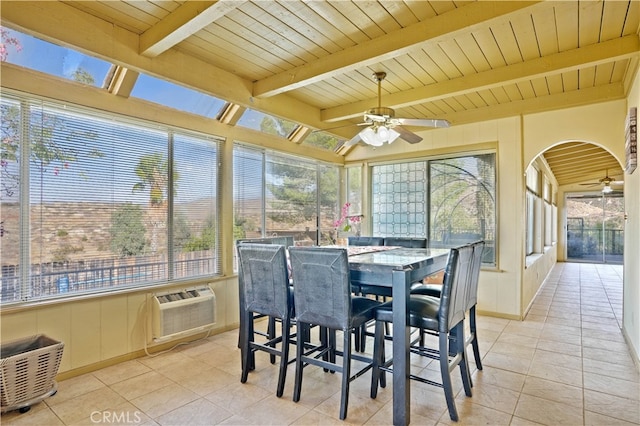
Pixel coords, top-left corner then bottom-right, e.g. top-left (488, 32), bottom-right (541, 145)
top-left (623, 70), bottom-right (640, 364)
top-left (0, 278), bottom-right (240, 376)
top-left (348, 117), bottom-right (525, 319)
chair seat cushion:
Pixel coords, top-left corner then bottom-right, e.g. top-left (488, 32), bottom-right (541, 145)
top-left (374, 295), bottom-right (441, 331)
top-left (410, 283), bottom-right (442, 297)
top-left (351, 296), bottom-right (382, 327)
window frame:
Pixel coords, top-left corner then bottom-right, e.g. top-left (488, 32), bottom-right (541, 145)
top-left (1, 90), bottom-right (223, 306)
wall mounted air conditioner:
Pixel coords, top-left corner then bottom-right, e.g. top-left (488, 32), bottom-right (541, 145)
top-left (150, 285), bottom-right (216, 343)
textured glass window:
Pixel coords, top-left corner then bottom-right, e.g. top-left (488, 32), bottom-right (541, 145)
top-left (372, 162), bottom-right (427, 237)
top-left (372, 153), bottom-right (496, 266)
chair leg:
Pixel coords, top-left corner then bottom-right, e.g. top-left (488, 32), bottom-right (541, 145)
top-left (268, 316), bottom-right (277, 364)
top-left (469, 306), bottom-right (483, 370)
top-left (240, 311), bottom-right (253, 383)
top-left (339, 329), bottom-right (352, 420)
top-left (276, 317), bottom-right (290, 397)
top-left (370, 319), bottom-right (386, 398)
top-left (439, 332), bottom-right (459, 422)
top-left (455, 322), bottom-right (472, 397)
top-left (293, 322), bottom-right (305, 403)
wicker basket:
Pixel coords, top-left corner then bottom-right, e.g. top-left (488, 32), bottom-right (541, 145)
top-left (0, 335), bottom-right (64, 413)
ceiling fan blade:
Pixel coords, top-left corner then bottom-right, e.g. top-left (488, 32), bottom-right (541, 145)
top-left (398, 118), bottom-right (450, 128)
top-left (344, 133), bottom-right (362, 148)
top-left (396, 126), bottom-right (422, 144)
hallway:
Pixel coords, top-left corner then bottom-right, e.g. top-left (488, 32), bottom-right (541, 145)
top-left (2, 263), bottom-right (638, 425)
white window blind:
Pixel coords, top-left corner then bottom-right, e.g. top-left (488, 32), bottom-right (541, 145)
top-left (1, 92), bottom-right (222, 304)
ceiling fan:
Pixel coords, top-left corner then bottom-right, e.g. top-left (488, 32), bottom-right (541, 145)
top-left (579, 170), bottom-right (624, 193)
top-left (344, 72), bottom-right (450, 148)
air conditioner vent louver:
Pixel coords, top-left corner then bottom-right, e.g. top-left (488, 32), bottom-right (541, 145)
top-left (150, 286), bottom-right (216, 343)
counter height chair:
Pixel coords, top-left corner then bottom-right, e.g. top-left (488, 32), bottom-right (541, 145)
top-left (236, 237), bottom-right (293, 357)
top-left (289, 246), bottom-right (381, 420)
top-left (357, 237), bottom-right (428, 350)
top-left (347, 236), bottom-right (384, 246)
top-left (383, 236), bottom-right (428, 248)
top-left (237, 243), bottom-right (294, 397)
top-left (412, 241), bottom-right (485, 371)
top-left (370, 244), bottom-right (474, 422)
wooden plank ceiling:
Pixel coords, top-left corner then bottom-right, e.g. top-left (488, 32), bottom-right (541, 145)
top-left (18, 1), bottom-right (640, 186)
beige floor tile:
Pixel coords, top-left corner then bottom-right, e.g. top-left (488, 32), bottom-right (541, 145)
top-left (1, 402), bottom-right (64, 426)
top-left (130, 382), bottom-right (199, 419)
top-left (91, 359), bottom-right (152, 386)
top-left (583, 372), bottom-right (640, 401)
top-left (585, 410), bottom-right (640, 426)
top-left (110, 371), bottom-right (174, 401)
top-left (47, 373), bottom-right (107, 406)
top-left (482, 352), bottom-right (531, 375)
top-left (514, 393), bottom-right (583, 425)
top-left (584, 389), bottom-right (640, 424)
top-left (154, 398), bottom-right (233, 426)
top-left (521, 376), bottom-right (583, 408)
top-left (49, 387), bottom-right (126, 425)
top-left (438, 397), bottom-right (513, 425)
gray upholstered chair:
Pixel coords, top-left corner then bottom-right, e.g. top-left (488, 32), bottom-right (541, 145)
top-left (370, 244), bottom-right (474, 422)
top-left (412, 240), bottom-right (485, 370)
top-left (289, 246), bottom-right (381, 420)
top-left (383, 236), bottom-right (428, 248)
top-left (347, 236), bottom-right (384, 246)
top-left (237, 243), bottom-right (294, 397)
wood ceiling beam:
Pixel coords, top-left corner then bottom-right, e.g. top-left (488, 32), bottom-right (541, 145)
top-left (1, 0), bottom-right (333, 131)
top-left (322, 35), bottom-right (640, 122)
top-left (252, 1), bottom-right (543, 98)
top-left (140, 0), bottom-right (246, 57)
top-left (435, 83), bottom-right (626, 126)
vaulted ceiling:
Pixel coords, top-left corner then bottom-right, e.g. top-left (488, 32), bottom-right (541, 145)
top-left (3, 0), bottom-right (639, 186)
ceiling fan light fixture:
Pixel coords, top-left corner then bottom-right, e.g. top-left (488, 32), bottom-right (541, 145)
top-left (359, 127), bottom-right (384, 146)
top-left (358, 126), bottom-right (400, 146)
top-left (602, 184), bottom-right (613, 194)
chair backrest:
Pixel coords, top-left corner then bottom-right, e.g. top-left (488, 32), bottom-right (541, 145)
top-left (383, 237), bottom-right (427, 248)
top-left (237, 243), bottom-right (291, 320)
top-left (347, 236), bottom-right (384, 246)
top-left (438, 244), bottom-right (474, 333)
top-left (237, 236), bottom-right (294, 247)
top-left (465, 240), bottom-right (485, 310)
top-left (289, 247), bottom-right (352, 330)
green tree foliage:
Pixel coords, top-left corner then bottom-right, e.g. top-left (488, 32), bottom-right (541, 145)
top-left (304, 131), bottom-right (341, 150)
top-left (260, 115), bottom-right (297, 137)
top-left (261, 119), bottom-right (339, 228)
top-left (1, 31), bottom-right (102, 198)
top-left (132, 153), bottom-right (178, 205)
top-left (1, 100), bottom-right (103, 198)
top-left (182, 215), bottom-right (216, 252)
top-left (72, 67), bottom-right (95, 85)
top-left (110, 204), bottom-right (148, 257)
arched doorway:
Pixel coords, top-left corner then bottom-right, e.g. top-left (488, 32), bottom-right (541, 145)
top-left (531, 141), bottom-right (625, 264)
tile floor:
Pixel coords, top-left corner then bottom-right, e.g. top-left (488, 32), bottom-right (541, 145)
top-left (2, 262), bottom-right (639, 425)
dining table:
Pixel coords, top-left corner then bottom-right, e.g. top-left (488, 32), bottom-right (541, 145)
top-left (347, 246), bottom-right (450, 426)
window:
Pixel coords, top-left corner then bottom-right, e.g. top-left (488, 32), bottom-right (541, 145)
top-left (1, 27), bottom-right (111, 88)
top-left (372, 153), bottom-right (496, 266)
top-left (0, 92), bottom-right (221, 304)
top-left (302, 130), bottom-right (343, 151)
top-left (236, 109), bottom-right (297, 137)
top-left (130, 73), bottom-right (226, 119)
top-left (233, 144), bottom-right (339, 255)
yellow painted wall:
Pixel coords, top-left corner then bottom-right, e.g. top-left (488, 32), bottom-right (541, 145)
top-left (0, 278), bottom-right (240, 376)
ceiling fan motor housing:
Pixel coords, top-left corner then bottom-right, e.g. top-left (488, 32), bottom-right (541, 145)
top-left (367, 107), bottom-right (395, 118)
